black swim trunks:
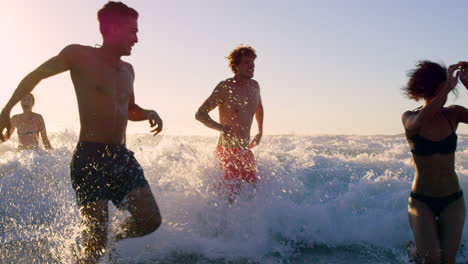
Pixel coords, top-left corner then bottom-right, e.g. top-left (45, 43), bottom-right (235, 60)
top-left (70, 141), bottom-right (150, 208)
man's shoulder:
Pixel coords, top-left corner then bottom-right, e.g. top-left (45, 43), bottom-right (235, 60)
top-left (218, 78), bottom-right (237, 88)
top-left (251, 79), bottom-right (260, 90)
top-left (58, 44), bottom-right (94, 65)
top-left (208, 79), bottom-right (233, 98)
top-left (214, 79), bottom-right (229, 89)
top-left (221, 77), bottom-right (234, 83)
top-left (121, 60), bottom-right (133, 67)
top-left (61, 44), bottom-right (93, 55)
top-left (120, 61), bottom-right (134, 73)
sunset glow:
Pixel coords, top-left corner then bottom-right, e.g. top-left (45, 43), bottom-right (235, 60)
top-left (1, 1), bottom-right (468, 135)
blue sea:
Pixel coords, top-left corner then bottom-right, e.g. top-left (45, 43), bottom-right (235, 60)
top-left (1, 132), bottom-right (468, 263)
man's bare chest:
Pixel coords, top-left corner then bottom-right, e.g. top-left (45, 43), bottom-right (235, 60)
top-left (72, 59), bottom-right (133, 98)
top-left (224, 89), bottom-right (259, 114)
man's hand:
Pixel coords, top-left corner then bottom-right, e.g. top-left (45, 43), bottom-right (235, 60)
top-left (148, 111), bottom-right (163, 136)
top-left (0, 110), bottom-right (11, 142)
top-left (248, 133), bottom-right (262, 148)
top-left (221, 125), bottom-right (232, 135)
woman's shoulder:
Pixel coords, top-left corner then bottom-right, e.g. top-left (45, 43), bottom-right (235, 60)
top-left (402, 109), bottom-right (418, 120)
top-left (401, 108), bottom-right (423, 133)
top-left (402, 105), bottom-right (422, 116)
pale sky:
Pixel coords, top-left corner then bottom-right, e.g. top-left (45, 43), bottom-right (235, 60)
top-left (1, 0), bottom-right (468, 135)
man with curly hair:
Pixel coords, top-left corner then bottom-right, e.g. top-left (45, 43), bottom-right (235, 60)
top-left (196, 45), bottom-right (264, 199)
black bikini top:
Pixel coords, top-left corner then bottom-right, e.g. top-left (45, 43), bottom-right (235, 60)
top-left (407, 109), bottom-right (457, 156)
top-left (17, 130), bottom-right (38, 136)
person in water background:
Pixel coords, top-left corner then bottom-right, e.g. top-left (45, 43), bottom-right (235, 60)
top-left (0, 93), bottom-right (53, 150)
top-left (402, 61), bottom-right (468, 264)
top-left (196, 45), bottom-right (264, 200)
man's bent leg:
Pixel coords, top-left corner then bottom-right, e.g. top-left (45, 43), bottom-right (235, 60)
top-left (77, 200), bottom-right (109, 264)
top-left (116, 186), bottom-right (161, 240)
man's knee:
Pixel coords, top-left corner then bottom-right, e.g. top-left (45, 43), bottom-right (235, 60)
top-left (126, 187), bottom-right (162, 232)
top-left (141, 211), bottom-right (162, 234)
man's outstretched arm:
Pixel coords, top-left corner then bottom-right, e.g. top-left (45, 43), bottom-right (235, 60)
top-left (195, 83), bottom-right (228, 132)
top-left (0, 45), bottom-right (74, 140)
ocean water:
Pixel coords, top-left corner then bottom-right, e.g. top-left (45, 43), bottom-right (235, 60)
top-left (1, 132), bottom-right (468, 264)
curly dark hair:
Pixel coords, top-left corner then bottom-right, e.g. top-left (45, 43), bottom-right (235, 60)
top-left (403, 60), bottom-right (451, 101)
top-left (226, 45), bottom-right (257, 74)
top-left (97, 2), bottom-right (138, 36)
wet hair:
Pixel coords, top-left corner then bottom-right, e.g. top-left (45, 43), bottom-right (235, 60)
top-left (97, 2), bottom-right (138, 36)
top-left (226, 45), bottom-right (257, 74)
top-left (403, 60), bottom-right (450, 101)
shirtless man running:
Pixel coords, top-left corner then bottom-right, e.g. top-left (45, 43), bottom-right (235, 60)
top-left (2, 93), bottom-right (53, 150)
top-left (0, 2), bottom-right (162, 263)
top-left (196, 45), bottom-right (264, 198)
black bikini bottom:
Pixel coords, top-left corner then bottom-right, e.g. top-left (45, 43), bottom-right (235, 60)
top-left (410, 191), bottom-right (463, 217)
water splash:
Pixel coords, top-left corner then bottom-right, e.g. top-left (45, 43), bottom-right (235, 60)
top-left (1, 132), bottom-right (467, 263)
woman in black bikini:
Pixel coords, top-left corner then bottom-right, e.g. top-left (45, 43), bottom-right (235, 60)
top-left (402, 61), bottom-right (468, 264)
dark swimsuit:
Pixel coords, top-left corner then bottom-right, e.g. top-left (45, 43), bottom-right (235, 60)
top-left (17, 130), bottom-right (37, 136)
top-left (70, 141), bottom-right (150, 208)
top-left (406, 109), bottom-right (463, 218)
top-left (409, 191), bottom-right (463, 217)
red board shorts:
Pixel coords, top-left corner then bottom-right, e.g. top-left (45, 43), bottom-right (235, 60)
top-left (216, 145), bottom-right (257, 193)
